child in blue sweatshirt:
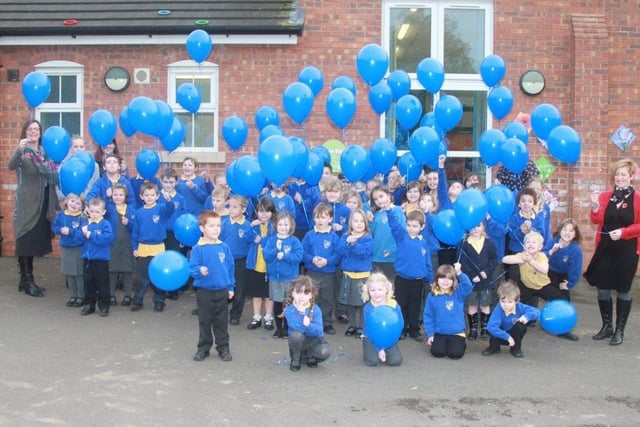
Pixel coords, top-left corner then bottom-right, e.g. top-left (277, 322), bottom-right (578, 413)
top-left (221, 195), bottom-right (252, 325)
top-left (106, 183), bottom-right (135, 306)
top-left (546, 218), bottom-right (583, 301)
top-left (80, 197), bottom-right (115, 317)
top-left (369, 185), bottom-right (405, 283)
top-left (160, 168), bottom-right (187, 300)
top-left (190, 211), bottom-right (235, 362)
top-left (507, 187), bottom-right (546, 254)
top-left (130, 182), bottom-right (175, 312)
top-left (52, 193), bottom-right (86, 308)
top-left (86, 154), bottom-right (136, 214)
top-left (176, 157), bottom-right (210, 216)
top-left (388, 208), bottom-right (433, 341)
top-left (288, 178), bottom-right (321, 240)
top-left (263, 211), bottom-right (303, 338)
top-left (284, 275), bottom-right (331, 372)
top-left (482, 280), bottom-right (540, 358)
top-left (423, 263), bottom-right (473, 359)
top-left (302, 203), bottom-right (341, 335)
top-left (323, 177), bottom-right (350, 236)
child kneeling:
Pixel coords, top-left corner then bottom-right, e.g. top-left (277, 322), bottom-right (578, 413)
top-left (482, 281), bottom-right (540, 358)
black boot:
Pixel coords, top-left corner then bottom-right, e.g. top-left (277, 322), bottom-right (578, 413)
top-left (610, 299), bottom-right (631, 346)
top-left (17, 256), bottom-right (28, 292)
top-left (480, 312), bottom-right (490, 340)
top-left (467, 313), bottom-right (478, 341)
top-left (593, 299), bottom-right (613, 340)
top-left (25, 256), bottom-right (46, 292)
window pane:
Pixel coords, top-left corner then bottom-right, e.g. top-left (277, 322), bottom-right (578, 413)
top-left (390, 7), bottom-right (431, 72)
top-left (46, 76), bottom-right (60, 103)
top-left (60, 76), bottom-right (77, 103)
top-left (40, 112), bottom-right (59, 131)
top-left (444, 9), bottom-right (485, 74)
top-left (61, 112), bottom-right (81, 136)
top-left (177, 112), bottom-right (214, 148)
top-left (385, 89), bottom-right (434, 150)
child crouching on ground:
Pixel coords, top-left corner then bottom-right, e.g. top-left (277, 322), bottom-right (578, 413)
top-left (482, 280), bottom-right (540, 358)
top-left (284, 276), bottom-right (331, 372)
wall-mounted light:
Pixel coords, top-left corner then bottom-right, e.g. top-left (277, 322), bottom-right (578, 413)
top-left (397, 23), bottom-right (410, 40)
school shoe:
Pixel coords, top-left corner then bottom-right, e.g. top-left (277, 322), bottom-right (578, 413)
top-left (218, 348), bottom-right (232, 362)
top-left (510, 348), bottom-right (524, 358)
top-left (247, 318), bottom-right (262, 329)
top-left (467, 313), bottom-right (478, 341)
top-left (65, 298), bottom-right (76, 307)
top-left (344, 326), bottom-right (356, 337)
top-left (410, 332), bottom-right (423, 342)
top-left (481, 346), bottom-right (501, 356)
top-left (289, 359), bottom-right (301, 372)
top-left (323, 325), bottom-right (336, 335)
top-left (99, 306), bottom-right (109, 317)
top-left (121, 296), bottom-right (132, 307)
top-left (193, 349), bottom-right (210, 361)
top-left (263, 318), bottom-right (274, 331)
top-left (480, 312), bottom-right (490, 340)
top-left (354, 328), bottom-right (364, 339)
top-left (558, 332), bottom-right (579, 341)
top-left (130, 303), bottom-right (143, 312)
top-left (229, 318), bottom-right (240, 326)
top-left (110, 296), bottom-right (117, 306)
top-left (306, 355), bottom-right (318, 368)
top-left (154, 302), bottom-right (165, 312)
top-left (72, 298), bottom-right (84, 308)
top-left (80, 304), bottom-right (95, 316)
top-left (166, 291), bottom-right (179, 301)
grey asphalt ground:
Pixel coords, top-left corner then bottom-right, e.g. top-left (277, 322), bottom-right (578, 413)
top-left (1, 256), bottom-right (639, 427)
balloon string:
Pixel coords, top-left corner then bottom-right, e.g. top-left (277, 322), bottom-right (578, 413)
top-left (342, 128), bottom-right (347, 145)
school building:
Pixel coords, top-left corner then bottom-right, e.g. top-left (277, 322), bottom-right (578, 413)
top-left (0, 1), bottom-right (638, 265)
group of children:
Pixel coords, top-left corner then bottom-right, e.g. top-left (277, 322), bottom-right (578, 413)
top-left (52, 152), bottom-right (584, 369)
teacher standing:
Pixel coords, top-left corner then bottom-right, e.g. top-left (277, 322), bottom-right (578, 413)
top-left (8, 119), bottom-right (59, 297)
top-left (584, 158), bottom-right (640, 345)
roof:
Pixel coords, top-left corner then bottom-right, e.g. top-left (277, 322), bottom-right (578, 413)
top-left (0, 0), bottom-right (305, 37)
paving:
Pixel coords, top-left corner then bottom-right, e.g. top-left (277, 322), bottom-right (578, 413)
top-left (1, 256), bottom-right (639, 426)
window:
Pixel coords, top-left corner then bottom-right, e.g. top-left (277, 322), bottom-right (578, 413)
top-left (35, 60), bottom-right (83, 136)
top-left (383, 1), bottom-right (493, 185)
top-left (167, 60), bottom-right (219, 151)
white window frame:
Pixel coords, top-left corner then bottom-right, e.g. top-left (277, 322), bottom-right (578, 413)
top-left (35, 60), bottom-right (84, 135)
top-left (382, 1), bottom-right (494, 183)
top-left (167, 60), bottom-right (219, 152)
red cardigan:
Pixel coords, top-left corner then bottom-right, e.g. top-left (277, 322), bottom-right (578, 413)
top-left (591, 190), bottom-right (640, 255)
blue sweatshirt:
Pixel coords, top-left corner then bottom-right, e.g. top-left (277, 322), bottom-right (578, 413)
top-left (189, 239), bottom-right (235, 291)
top-left (128, 176), bottom-right (162, 210)
top-left (52, 211), bottom-right (85, 248)
top-left (323, 200), bottom-right (350, 236)
top-left (263, 192), bottom-right (296, 216)
top-left (487, 301), bottom-right (540, 342)
top-left (287, 181), bottom-right (320, 230)
top-left (457, 236), bottom-right (498, 291)
top-left (546, 239), bottom-right (583, 289)
top-left (363, 300), bottom-right (404, 351)
top-left (245, 222), bottom-right (275, 271)
top-left (263, 234), bottom-right (303, 282)
top-left (86, 174), bottom-right (136, 212)
top-left (81, 218), bottom-right (115, 261)
top-left (370, 206), bottom-right (404, 263)
top-left (131, 201), bottom-right (175, 250)
top-left (423, 273), bottom-right (472, 338)
top-left (336, 233), bottom-right (374, 273)
top-left (284, 303), bottom-right (324, 338)
top-left (176, 175), bottom-right (209, 215)
top-left (388, 208), bottom-right (433, 282)
top-left (302, 227), bottom-right (341, 274)
top-left (507, 210), bottom-right (545, 253)
top-left (421, 211), bottom-right (441, 254)
top-left (165, 192), bottom-right (186, 231)
top-left (221, 216), bottom-right (252, 259)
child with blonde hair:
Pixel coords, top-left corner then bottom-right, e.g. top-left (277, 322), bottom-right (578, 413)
top-left (361, 273), bottom-right (403, 367)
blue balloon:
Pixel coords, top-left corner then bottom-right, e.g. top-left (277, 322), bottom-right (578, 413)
top-left (368, 82), bottom-right (393, 115)
top-left (500, 137), bottom-right (529, 174)
top-left (480, 54), bottom-right (506, 87)
top-left (289, 137), bottom-right (309, 178)
top-left (434, 95), bottom-right (463, 132)
top-left (173, 214), bottom-right (201, 247)
top-left (356, 43), bottom-right (389, 86)
top-left (254, 105), bottom-right (280, 131)
top-left (478, 129), bottom-right (507, 167)
top-left (369, 138), bottom-right (397, 175)
top-left (388, 70), bottom-right (411, 101)
top-left (340, 145), bottom-right (369, 183)
top-left (416, 58), bottom-right (445, 94)
top-left (59, 157), bottom-right (90, 196)
top-left (154, 100), bottom-right (174, 139)
top-left (298, 66), bottom-right (324, 97)
top-left (487, 86), bottom-right (514, 120)
top-left (136, 149), bottom-right (160, 180)
top-left (22, 71), bottom-right (51, 108)
top-left (326, 87), bottom-right (356, 129)
top-left (484, 184), bottom-right (515, 224)
top-left (540, 300), bottom-right (578, 335)
top-left (503, 121), bottom-right (529, 144)
top-left (547, 125), bottom-right (582, 164)
top-left (395, 94), bottom-right (423, 131)
top-left (176, 83), bottom-right (201, 114)
top-left (310, 145), bottom-right (331, 166)
top-left (282, 82), bottom-right (314, 125)
top-left (360, 159), bottom-right (377, 183)
top-left (426, 140), bottom-right (448, 170)
top-left (332, 75), bottom-right (357, 95)
top-left (531, 103), bottom-right (562, 141)
top-left (160, 117), bottom-right (185, 152)
top-left (454, 189), bottom-right (489, 231)
top-left (128, 96), bottom-right (159, 136)
top-left (396, 152), bottom-right (420, 183)
top-left (433, 209), bottom-right (465, 246)
top-left (301, 152), bottom-right (324, 186)
top-left (42, 126), bottom-right (70, 163)
top-left (119, 107), bottom-right (136, 138)
top-left (186, 29), bottom-right (212, 63)
top-left (149, 250), bottom-right (191, 292)
top-left (222, 115), bottom-right (249, 151)
top-left (258, 135), bottom-right (295, 186)
top-left (88, 109), bottom-right (117, 147)
top-left (365, 305), bottom-right (404, 349)
top-left (419, 112), bottom-right (445, 140)
top-left (259, 124), bottom-right (285, 144)
top-left (71, 151), bottom-right (96, 179)
top-left (233, 155), bottom-right (266, 197)
top-left (409, 126), bottom-right (440, 165)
